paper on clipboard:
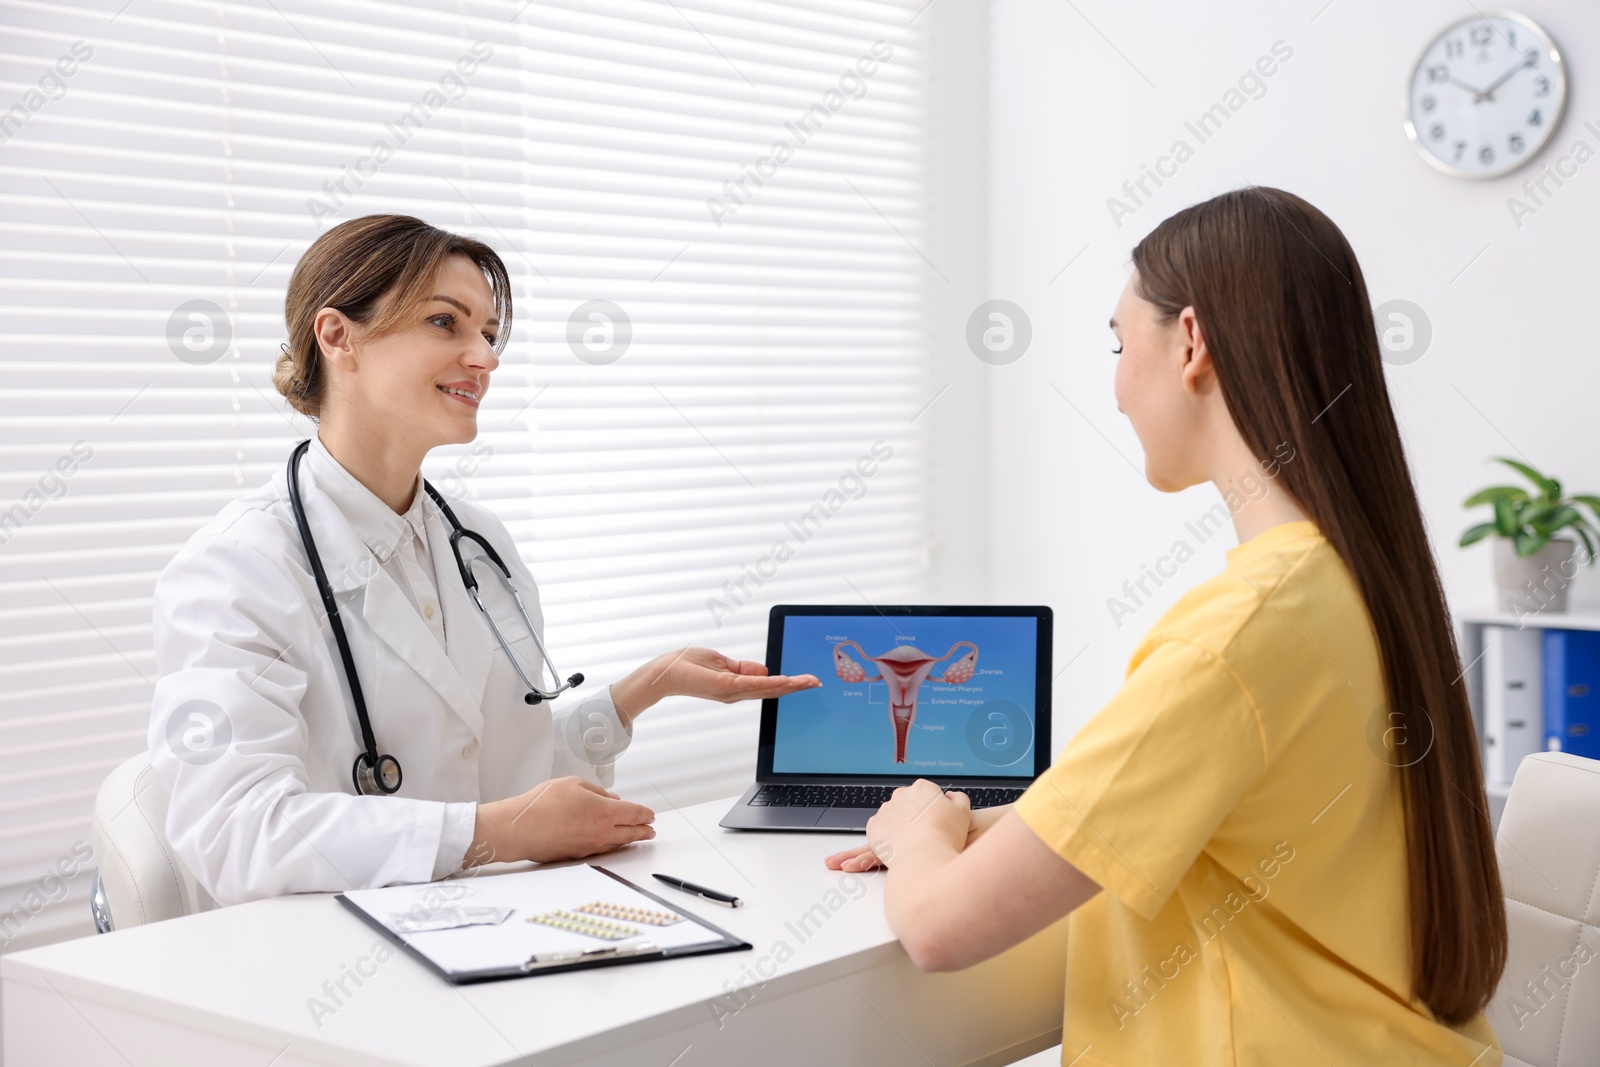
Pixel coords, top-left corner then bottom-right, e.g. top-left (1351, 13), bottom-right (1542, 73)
top-left (340, 864), bottom-right (731, 979)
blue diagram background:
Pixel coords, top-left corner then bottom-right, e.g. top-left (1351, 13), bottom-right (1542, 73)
top-left (771, 614), bottom-right (1039, 776)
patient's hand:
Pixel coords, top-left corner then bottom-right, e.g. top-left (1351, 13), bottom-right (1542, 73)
top-left (825, 841), bottom-right (886, 872)
top-left (825, 800), bottom-right (1010, 872)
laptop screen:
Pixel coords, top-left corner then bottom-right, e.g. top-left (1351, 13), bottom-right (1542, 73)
top-left (762, 608), bottom-right (1048, 780)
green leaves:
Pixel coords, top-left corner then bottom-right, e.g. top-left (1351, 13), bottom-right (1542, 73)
top-left (1571, 494), bottom-right (1600, 529)
top-left (1492, 495), bottom-right (1519, 537)
top-left (1513, 529), bottom-right (1551, 559)
top-left (1461, 457), bottom-right (1599, 564)
top-left (1536, 505), bottom-right (1581, 532)
top-left (1496, 457), bottom-right (1560, 500)
top-left (1462, 485), bottom-right (1529, 508)
top-left (1575, 524), bottom-right (1598, 563)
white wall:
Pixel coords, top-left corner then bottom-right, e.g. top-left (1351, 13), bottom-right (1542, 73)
top-left (985, 0), bottom-right (1600, 745)
top-left (925, 0), bottom-right (993, 603)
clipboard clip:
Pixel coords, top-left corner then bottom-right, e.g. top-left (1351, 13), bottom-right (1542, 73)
top-left (522, 941), bottom-right (663, 972)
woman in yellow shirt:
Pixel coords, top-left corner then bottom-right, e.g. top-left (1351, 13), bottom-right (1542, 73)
top-left (826, 187), bottom-right (1506, 1065)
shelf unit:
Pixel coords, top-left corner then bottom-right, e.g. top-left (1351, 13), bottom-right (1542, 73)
top-left (1457, 609), bottom-right (1600, 828)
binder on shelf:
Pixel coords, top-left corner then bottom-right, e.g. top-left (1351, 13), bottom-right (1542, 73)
top-left (1542, 629), bottom-right (1600, 761)
top-left (337, 863), bottom-right (749, 985)
top-left (1483, 626), bottom-right (1543, 787)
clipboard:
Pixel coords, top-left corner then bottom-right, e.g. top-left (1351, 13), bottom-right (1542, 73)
top-left (337, 864), bottom-right (750, 985)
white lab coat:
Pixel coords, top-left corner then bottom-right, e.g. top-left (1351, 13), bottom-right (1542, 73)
top-left (146, 450), bottom-right (632, 907)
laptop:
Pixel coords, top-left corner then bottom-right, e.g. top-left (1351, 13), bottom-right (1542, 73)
top-left (720, 604), bottom-right (1053, 831)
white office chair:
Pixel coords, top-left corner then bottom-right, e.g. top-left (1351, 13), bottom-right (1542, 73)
top-left (1486, 751), bottom-right (1600, 1066)
top-left (88, 750), bottom-right (214, 932)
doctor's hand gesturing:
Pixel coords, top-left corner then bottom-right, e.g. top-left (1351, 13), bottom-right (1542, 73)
top-left (457, 648), bottom-right (818, 868)
top-left (609, 646), bottom-right (821, 724)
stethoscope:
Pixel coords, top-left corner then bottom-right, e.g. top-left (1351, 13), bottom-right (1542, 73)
top-left (286, 439), bottom-right (584, 796)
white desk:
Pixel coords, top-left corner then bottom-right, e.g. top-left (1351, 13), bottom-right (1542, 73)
top-left (2, 796), bottom-right (1067, 1067)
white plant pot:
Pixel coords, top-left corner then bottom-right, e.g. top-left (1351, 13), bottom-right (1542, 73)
top-left (1493, 537), bottom-right (1578, 615)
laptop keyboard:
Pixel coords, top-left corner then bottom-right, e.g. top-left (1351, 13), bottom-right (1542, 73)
top-left (750, 783), bottom-right (1026, 809)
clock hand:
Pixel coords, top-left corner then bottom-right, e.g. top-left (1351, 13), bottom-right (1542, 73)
top-left (1447, 76), bottom-right (1487, 101)
top-left (1476, 55), bottom-right (1536, 101)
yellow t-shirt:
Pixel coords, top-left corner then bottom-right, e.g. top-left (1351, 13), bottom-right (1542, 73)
top-left (1016, 520), bottom-right (1500, 1066)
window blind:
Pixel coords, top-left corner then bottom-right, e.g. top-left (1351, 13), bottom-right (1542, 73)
top-left (0, 0), bottom-right (931, 952)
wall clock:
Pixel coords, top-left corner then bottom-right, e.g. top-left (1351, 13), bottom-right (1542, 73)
top-left (1404, 12), bottom-right (1567, 179)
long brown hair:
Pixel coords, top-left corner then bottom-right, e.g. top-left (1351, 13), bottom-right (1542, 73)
top-left (275, 215), bottom-right (512, 418)
top-left (1131, 187), bottom-right (1505, 1024)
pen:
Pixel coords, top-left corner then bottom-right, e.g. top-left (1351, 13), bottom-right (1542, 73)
top-left (523, 941), bottom-right (660, 970)
top-left (653, 872), bottom-right (743, 908)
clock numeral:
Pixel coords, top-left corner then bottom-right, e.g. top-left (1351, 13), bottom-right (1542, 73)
top-left (1509, 133), bottom-right (1525, 155)
top-left (1429, 123), bottom-right (1445, 141)
top-left (1445, 38), bottom-right (1463, 59)
top-left (1427, 64), bottom-right (1449, 83)
top-left (1479, 145), bottom-right (1495, 165)
top-left (1421, 93), bottom-right (1437, 112)
top-left (1453, 141), bottom-right (1467, 162)
top-left (1524, 48), bottom-right (1541, 68)
top-left (1535, 75), bottom-right (1551, 97)
top-left (1507, 29), bottom-right (1517, 52)
top-left (1529, 108), bottom-right (1543, 127)
top-left (1470, 24), bottom-right (1493, 46)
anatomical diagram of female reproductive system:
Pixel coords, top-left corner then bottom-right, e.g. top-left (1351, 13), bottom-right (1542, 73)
top-left (833, 640), bottom-right (979, 763)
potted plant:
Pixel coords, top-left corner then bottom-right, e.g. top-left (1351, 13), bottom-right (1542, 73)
top-left (1460, 457), bottom-right (1600, 613)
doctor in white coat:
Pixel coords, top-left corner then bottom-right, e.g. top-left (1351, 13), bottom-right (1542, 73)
top-left (148, 215), bottom-right (818, 907)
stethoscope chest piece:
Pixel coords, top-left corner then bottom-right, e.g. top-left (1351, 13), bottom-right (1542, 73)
top-left (353, 751), bottom-right (403, 796)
